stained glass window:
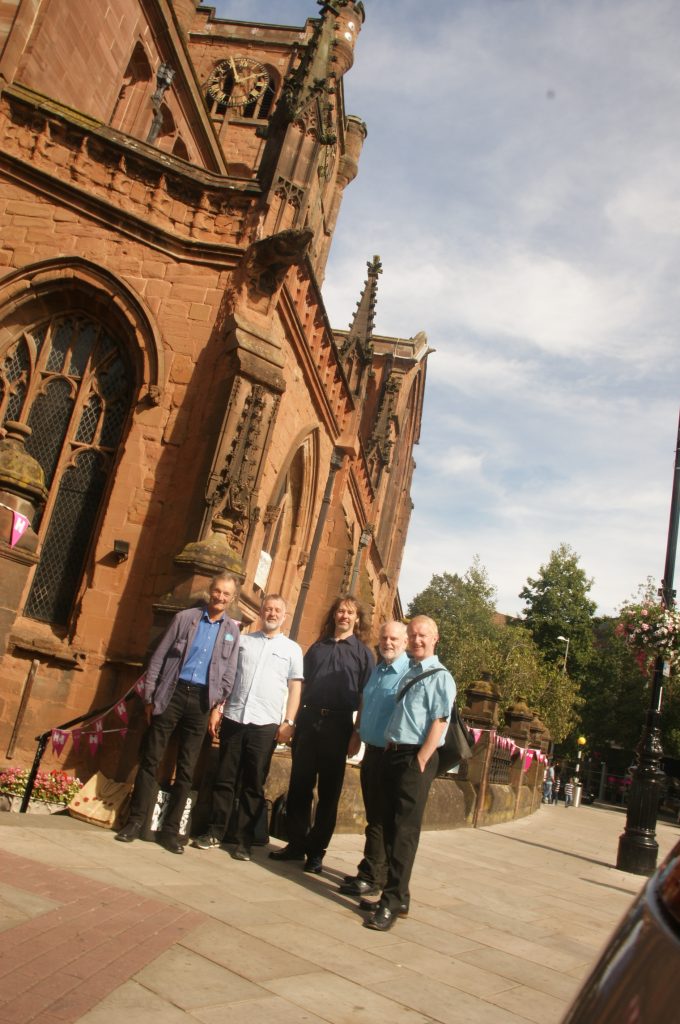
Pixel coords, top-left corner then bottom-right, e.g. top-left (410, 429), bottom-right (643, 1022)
top-left (0, 314), bottom-right (133, 625)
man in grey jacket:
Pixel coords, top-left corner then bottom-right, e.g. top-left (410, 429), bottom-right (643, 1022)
top-left (116, 574), bottom-right (240, 854)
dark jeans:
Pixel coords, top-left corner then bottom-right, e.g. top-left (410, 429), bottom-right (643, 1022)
top-left (285, 707), bottom-right (354, 857)
top-left (356, 744), bottom-right (387, 886)
top-left (128, 682), bottom-right (209, 835)
top-left (208, 718), bottom-right (278, 847)
top-left (380, 746), bottom-right (439, 912)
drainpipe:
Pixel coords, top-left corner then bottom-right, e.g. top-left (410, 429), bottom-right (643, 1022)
top-left (290, 448), bottom-right (344, 641)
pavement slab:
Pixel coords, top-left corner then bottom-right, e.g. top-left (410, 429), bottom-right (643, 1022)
top-left (0, 802), bottom-right (677, 1024)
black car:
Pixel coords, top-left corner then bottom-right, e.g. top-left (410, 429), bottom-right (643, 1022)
top-left (562, 838), bottom-right (680, 1022)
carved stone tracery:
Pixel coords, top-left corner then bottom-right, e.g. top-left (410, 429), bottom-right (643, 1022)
top-left (208, 383), bottom-right (267, 553)
top-left (367, 371), bottom-right (401, 467)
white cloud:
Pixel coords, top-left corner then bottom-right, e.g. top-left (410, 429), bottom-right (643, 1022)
top-left (217, 0), bottom-right (680, 622)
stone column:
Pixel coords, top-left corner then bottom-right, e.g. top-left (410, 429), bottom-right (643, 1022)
top-left (463, 672), bottom-right (501, 730)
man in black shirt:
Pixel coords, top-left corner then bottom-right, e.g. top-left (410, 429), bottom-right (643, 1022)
top-left (270, 594), bottom-right (375, 873)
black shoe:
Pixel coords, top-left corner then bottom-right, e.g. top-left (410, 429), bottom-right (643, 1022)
top-left (115, 821), bottom-right (142, 843)
top-left (360, 897), bottom-right (409, 917)
top-left (269, 844), bottom-right (305, 861)
top-left (158, 832), bottom-right (184, 855)
top-left (304, 854), bottom-right (324, 874)
top-left (364, 904), bottom-right (396, 931)
top-left (339, 878), bottom-right (381, 897)
top-left (231, 845), bottom-right (251, 861)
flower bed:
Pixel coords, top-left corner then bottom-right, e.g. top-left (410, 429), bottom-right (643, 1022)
top-left (0, 766), bottom-right (82, 809)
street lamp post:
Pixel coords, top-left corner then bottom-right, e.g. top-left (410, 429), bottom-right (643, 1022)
top-left (557, 635), bottom-right (570, 673)
top-left (617, 410), bottom-right (680, 875)
top-left (575, 736), bottom-right (586, 782)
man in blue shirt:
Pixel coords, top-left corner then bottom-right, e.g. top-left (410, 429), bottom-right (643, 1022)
top-left (339, 620), bottom-right (409, 900)
top-left (364, 614), bottom-right (455, 932)
top-left (116, 574), bottom-right (240, 854)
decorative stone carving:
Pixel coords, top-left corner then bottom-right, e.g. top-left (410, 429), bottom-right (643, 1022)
top-left (209, 384), bottom-right (267, 551)
top-left (243, 228), bottom-right (314, 298)
top-left (367, 371), bottom-right (401, 467)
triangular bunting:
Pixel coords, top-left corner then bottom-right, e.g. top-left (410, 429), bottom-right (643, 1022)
top-left (51, 729), bottom-right (68, 757)
top-left (10, 510), bottom-right (30, 547)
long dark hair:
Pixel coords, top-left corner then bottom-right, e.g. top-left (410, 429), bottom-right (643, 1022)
top-left (319, 594), bottom-right (369, 642)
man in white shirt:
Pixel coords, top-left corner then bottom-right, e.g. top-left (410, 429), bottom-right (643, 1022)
top-left (193, 594), bottom-right (303, 860)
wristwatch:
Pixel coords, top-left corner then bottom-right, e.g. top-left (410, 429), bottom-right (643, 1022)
top-left (283, 719), bottom-right (296, 727)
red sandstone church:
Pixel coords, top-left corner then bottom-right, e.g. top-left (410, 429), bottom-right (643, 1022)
top-left (0, 1), bottom-right (429, 767)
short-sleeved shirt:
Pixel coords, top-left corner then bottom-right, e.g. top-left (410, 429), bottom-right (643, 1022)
top-left (302, 633), bottom-right (375, 714)
top-left (359, 652), bottom-right (410, 747)
top-left (385, 655), bottom-right (456, 746)
top-left (225, 631), bottom-right (304, 726)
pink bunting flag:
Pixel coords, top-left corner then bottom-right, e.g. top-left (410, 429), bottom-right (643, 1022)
top-left (94, 717), bottom-right (103, 734)
top-left (134, 674), bottom-right (146, 696)
top-left (471, 728), bottom-right (482, 745)
top-left (120, 727), bottom-right (128, 740)
top-left (71, 728), bottom-right (82, 753)
top-left (10, 510), bottom-right (30, 547)
top-left (88, 731), bottom-right (101, 755)
top-left (51, 729), bottom-right (68, 757)
top-left (114, 700), bottom-right (128, 724)
top-left (523, 750), bottom-right (535, 772)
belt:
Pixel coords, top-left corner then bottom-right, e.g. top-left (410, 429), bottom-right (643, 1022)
top-left (177, 680), bottom-right (206, 690)
top-left (302, 704), bottom-right (349, 718)
top-left (386, 742), bottom-right (419, 752)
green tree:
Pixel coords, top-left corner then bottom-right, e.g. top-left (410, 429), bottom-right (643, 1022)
top-left (579, 617), bottom-right (648, 753)
top-left (406, 559), bottom-right (498, 685)
top-left (408, 559), bottom-right (581, 741)
top-left (485, 624), bottom-right (582, 742)
top-left (519, 543), bottom-right (596, 683)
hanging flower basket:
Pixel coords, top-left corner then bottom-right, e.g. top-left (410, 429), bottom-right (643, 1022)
top-left (616, 603), bottom-right (680, 673)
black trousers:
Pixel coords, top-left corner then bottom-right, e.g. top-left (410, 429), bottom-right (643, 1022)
top-left (208, 718), bottom-right (278, 847)
top-left (380, 746), bottom-right (439, 912)
top-left (285, 708), bottom-right (354, 857)
top-left (356, 744), bottom-right (387, 886)
top-left (128, 682), bottom-right (209, 835)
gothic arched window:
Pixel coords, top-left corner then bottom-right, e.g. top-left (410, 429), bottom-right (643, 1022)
top-left (0, 314), bottom-right (133, 625)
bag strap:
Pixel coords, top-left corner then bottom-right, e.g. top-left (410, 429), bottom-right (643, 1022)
top-left (396, 668), bottom-right (440, 702)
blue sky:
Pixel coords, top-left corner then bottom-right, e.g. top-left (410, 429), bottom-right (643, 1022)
top-left (215, 0), bottom-right (680, 616)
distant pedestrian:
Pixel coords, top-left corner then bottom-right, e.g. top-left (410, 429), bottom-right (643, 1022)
top-left (564, 778), bottom-right (575, 807)
top-left (542, 763), bottom-right (555, 803)
top-left (551, 776), bottom-right (561, 804)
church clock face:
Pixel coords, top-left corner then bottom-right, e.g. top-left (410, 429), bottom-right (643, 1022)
top-left (207, 57), bottom-right (269, 109)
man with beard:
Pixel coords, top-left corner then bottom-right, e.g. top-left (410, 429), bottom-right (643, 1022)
top-left (193, 594), bottom-right (303, 860)
top-left (269, 594), bottom-right (374, 874)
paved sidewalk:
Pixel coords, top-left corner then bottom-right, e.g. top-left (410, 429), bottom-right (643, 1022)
top-left (0, 803), bottom-right (677, 1024)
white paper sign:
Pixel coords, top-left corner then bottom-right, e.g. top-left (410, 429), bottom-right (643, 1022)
top-left (254, 550), bottom-right (272, 590)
